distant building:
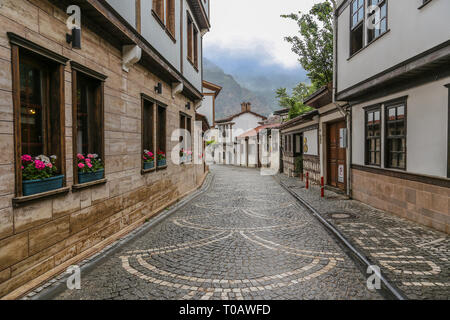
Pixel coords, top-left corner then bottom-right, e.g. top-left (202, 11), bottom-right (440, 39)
top-left (214, 103), bottom-right (267, 164)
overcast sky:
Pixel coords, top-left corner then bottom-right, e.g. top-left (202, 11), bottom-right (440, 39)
top-left (203, 0), bottom-right (321, 70)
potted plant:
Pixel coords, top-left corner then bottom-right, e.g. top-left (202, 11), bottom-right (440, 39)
top-left (22, 154), bottom-right (64, 196)
top-left (157, 150), bottom-right (166, 167)
top-left (185, 150), bottom-right (193, 163)
top-left (77, 153), bottom-right (104, 184)
top-left (179, 148), bottom-right (186, 164)
top-left (143, 150), bottom-right (155, 170)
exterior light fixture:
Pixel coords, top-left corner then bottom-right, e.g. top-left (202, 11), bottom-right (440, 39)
top-left (66, 27), bottom-right (81, 49)
top-left (155, 82), bottom-right (162, 94)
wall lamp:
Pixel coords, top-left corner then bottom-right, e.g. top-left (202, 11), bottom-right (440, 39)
top-left (155, 82), bottom-right (162, 94)
top-left (185, 102), bottom-right (191, 110)
top-left (66, 28), bottom-right (81, 49)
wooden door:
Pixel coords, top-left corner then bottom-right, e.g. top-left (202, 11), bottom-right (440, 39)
top-left (327, 121), bottom-right (347, 191)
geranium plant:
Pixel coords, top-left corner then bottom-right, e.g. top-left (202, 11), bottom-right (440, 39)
top-left (143, 150), bottom-right (154, 163)
top-left (77, 153), bottom-right (104, 173)
top-left (21, 154), bottom-right (58, 181)
top-left (157, 150), bottom-right (166, 161)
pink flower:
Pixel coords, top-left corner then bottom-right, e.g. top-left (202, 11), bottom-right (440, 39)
top-left (78, 163), bottom-right (85, 169)
top-left (77, 154), bottom-right (85, 160)
top-left (87, 163), bottom-right (93, 168)
top-left (21, 166), bottom-right (24, 170)
top-left (35, 160), bottom-right (45, 170)
top-left (87, 154), bottom-right (95, 159)
top-left (85, 158), bottom-right (91, 163)
top-left (46, 163), bottom-right (53, 169)
top-left (21, 155), bottom-right (32, 162)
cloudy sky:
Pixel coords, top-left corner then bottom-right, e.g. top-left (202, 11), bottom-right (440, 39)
top-left (203, 0), bottom-right (320, 70)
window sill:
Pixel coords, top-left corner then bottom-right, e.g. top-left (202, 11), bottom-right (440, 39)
top-left (72, 178), bottom-right (107, 192)
top-left (157, 165), bottom-right (168, 171)
top-left (347, 29), bottom-right (391, 61)
top-left (13, 187), bottom-right (70, 208)
top-left (187, 57), bottom-right (199, 73)
top-left (141, 167), bottom-right (156, 175)
top-left (152, 10), bottom-right (166, 30)
top-left (418, 0), bottom-right (433, 10)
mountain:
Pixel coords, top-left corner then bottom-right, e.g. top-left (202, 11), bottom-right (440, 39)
top-left (203, 58), bottom-right (308, 119)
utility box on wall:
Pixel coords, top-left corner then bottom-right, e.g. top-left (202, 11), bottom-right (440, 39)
top-left (339, 128), bottom-right (347, 148)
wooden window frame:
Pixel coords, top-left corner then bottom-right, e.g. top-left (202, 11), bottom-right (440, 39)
top-left (141, 94), bottom-right (156, 174)
top-left (193, 25), bottom-right (199, 70)
top-left (364, 105), bottom-right (382, 166)
top-left (187, 13), bottom-right (194, 64)
top-left (152, 0), bottom-right (165, 25)
top-left (384, 98), bottom-right (407, 170)
top-left (350, 0), bottom-right (365, 56)
top-left (71, 62), bottom-right (107, 188)
top-left (446, 84), bottom-right (450, 178)
top-left (156, 102), bottom-right (167, 170)
top-left (179, 111), bottom-right (192, 163)
top-left (166, 0), bottom-right (176, 40)
top-left (367, 0), bottom-right (388, 44)
top-left (9, 33), bottom-right (69, 201)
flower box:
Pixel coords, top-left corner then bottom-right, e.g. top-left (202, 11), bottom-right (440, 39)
top-left (143, 161), bottom-right (155, 170)
top-left (78, 169), bottom-right (104, 184)
top-left (22, 175), bottom-right (64, 196)
top-left (157, 159), bottom-right (167, 167)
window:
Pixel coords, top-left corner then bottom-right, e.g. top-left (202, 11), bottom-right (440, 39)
top-left (350, 0), bottom-right (364, 55)
top-left (9, 33), bottom-right (68, 198)
top-left (153, 0), bottom-right (164, 22)
top-left (193, 26), bottom-right (199, 68)
top-left (385, 103), bottom-right (406, 170)
top-left (365, 107), bottom-right (381, 166)
top-left (179, 112), bottom-right (192, 161)
top-left (187, 15), bottom-right (193, 63)
top-left (166, 0), bottom-right (175, 37)
top-left (142, 96), bottom-right (154, 170)
top-left (157, 105), bottom-right (167, 164)
top-left (367, 0), bottom-right (387, 43)
top-left (71, 62), bottom-right (106, 185)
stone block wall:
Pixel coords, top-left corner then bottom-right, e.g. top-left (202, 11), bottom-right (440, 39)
top-left (0, 0), bottom-right (207, 298)
top-left (352, 169), bottom-right (449, 234)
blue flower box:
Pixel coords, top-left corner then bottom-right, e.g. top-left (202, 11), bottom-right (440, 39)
top-left (143, 161), bottom-right (155, 170)
top-left (157, 159), bottom-right (167, 167)
top-left (78, 169), bottom-right (104, 184)
top-left (22, 175), bottom-right (64, 196)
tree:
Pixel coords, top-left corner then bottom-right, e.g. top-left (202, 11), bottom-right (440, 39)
top-left (276, 83), bottom-right (316, 121)
top-left (281, 0), bottom-right (334, 88)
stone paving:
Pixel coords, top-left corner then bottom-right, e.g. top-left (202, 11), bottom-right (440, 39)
top-left (46, 166), bottom-right (382, 300)
top-left (277, 173), bottom-right (450, 300)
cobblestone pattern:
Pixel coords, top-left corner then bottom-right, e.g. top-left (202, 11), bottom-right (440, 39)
top-left (46, 166), bottom-right (382, 300)
top-left (277, 174), bottom-right (450, 300)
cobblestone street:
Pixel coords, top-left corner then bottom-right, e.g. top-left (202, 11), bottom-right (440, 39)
top-left (44, 166), bottom-right (382, 300)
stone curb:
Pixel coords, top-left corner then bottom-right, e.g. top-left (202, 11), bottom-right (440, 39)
top-left (24, 172), bottom-right (215, 300)
top-left (274, 175), bottom-right (407, 301)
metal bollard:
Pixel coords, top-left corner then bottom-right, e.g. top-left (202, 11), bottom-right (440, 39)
top-left (306, 172), bottom-right (309, 190)
top-left (321, 177), bottom-right (325, 198)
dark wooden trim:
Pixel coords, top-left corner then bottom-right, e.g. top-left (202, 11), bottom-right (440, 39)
top-left (156, 165), bottom-right (168, 171)
top-left (57, 64), bottom-right (66, 187)
top-left (12, 187), bottom-right (70, 208)
top-left (418, 0), bottom-right (433, 10)
top-left (352, 164), bottom-right (450, 188)
top-left (180, 0), bottom-right (184, 75)
top-left (71, 70), bottom-right (79, 185)
top-left (135, 0), bottom-right (141, 33)
top-left (140, 93), bottom-right (168, 107)
top-left (11, 45), bottom-right (22, 197)
top-left (364, 105), bottom-right (382, 167)
top-left (384, 96), bottom-right (407, 171)
top-left (282, 124), bottom-right (319, 135)
top-left (446, 83), bottom-right (450, 178)
top-left (72, 179), bottom-right (107, 191)
top-left (141, 167), bottom-right (156, 175)
top-left (7, 33), bottom-right (69, 65)
top-left (70, 61), bottom-right (107, 82)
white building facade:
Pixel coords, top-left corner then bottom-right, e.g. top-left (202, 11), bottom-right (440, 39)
top-left (335, 0), bottom-right (450, 233)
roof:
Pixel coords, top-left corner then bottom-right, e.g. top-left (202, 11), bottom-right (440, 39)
top-left (273, 108), bottom-right (290, 116)
top-left (237, 123), bottom-right (281, 139)
top-left (303, 83), bottom-right (333, 109)
top-left (195, 112), bottom-right (210, 131)
top-left (202, 80), bottom-right (222, 97)
top-left (279, 110), bottom-right (319, 130)
top-left (215, 110), bottom-right (267, 124)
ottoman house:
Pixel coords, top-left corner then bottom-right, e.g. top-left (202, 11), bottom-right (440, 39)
top-left (0, 0), bottom-right (211, 298)
top-left (335, 0), bottom-right (450, 233)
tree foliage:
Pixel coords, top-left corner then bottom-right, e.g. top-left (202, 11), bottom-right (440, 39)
top-left (281, 0), bottom-right (334, 88)
top-left (276, 83), bottom-right (316, 121)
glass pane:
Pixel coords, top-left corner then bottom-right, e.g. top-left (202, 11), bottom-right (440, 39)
top-left (352, 14), bottom-right (358, 27)
top-left (390, 152), bottom-right (398, 168)
top-left (376, 152), bottom-right (381, 165)
top-left (370, 152), bottom-right (375, 164)
top-left (398, 153), bottom-right (405, 168)
top-left (374, 111), bottom-right (380, 122)
top-left (375, 138), bottom-right (381, 151)
top-left (387, 122), bottom-right (397, 137)
top-left (381, 3), bottom-right (387, 17)
top-left (358, 8), bottom-right (364, 22)
top-left (352, 0), bottom-right (358, 13)
top-left (388, 108), bottom-right (396, 121)
top-left (397, 105), bottom-right (405, 118)
top-left (368, 112), bottom-right (374, 123)
top-left (380, 19), bottom-right (387, 33)
top-left (358, 0), bottom-right (364, 8)
top-left (373, 124), bottom-right (380, 137)
top-left (20, 62), bottom-right (44, 156)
